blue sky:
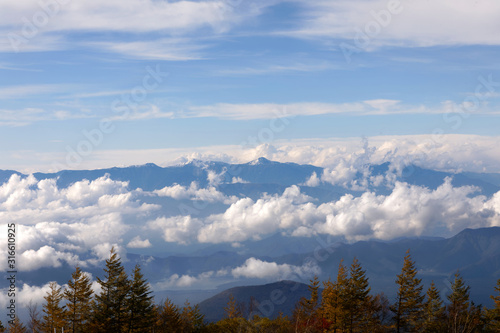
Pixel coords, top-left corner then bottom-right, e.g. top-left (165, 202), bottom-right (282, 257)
top-left (1, 0), bottom-right (500, 172)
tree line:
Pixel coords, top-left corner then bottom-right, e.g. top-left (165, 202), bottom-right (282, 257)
top-left (1, 249), bottom-right (500, 332)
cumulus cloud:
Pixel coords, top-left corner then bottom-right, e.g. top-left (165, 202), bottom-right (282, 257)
top-left (127, 236), bottom-right (152, 249)
top-left (236, 135), bottom-right (500, 174)
top-left (19, 245), bottom-right (82, 271)
top-left (3, 135), bottom-right (500, 272)
top-left (0, 174), bottom-right (156, 223)
top-left (154, 181), bottom-right (236, 203)
top-left (153, 271), bottom-right (217, 290)
top-left (92, 243), bottom-right (127, 262)
top-left (232, 258), bottom-right (321, 280)
top-left (197, 186), bottom-right (314, 243)
top-left (0, 272), bottom-right (100, 309)
top-left (0, 282), bottom-right (52, 309)
top-left (0, 175), bottom-right (158, 270)
top-left (148, 179), bottom-right (500, 244)
top-left (231, 177), bottom-right (249, 184)
top-left (148, 215), bottom-right (204, 245)
top-left (312, 178), bottom-right (495, 241)
top-left (301, 172), bottom-right (321, 187)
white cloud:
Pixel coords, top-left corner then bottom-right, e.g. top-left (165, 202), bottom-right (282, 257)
top-left (0, 174), bottom-right (156, 224)
top-left (92, 39), bottom-right (205, 61)
top-left (14, 134), bottom-right (500, 177)
top-left (0, 282), bottom-right (53, 309)
top-left (231, 257), bottom-right (320, 280)
top-left (148, 178), bottom-right (500, 244)
top-left (127, 236), bottom-right (152, 249)
top-left (92, 243), bottom-right (126, 262)
top-left (206, 170), bottom-right (225, 187)
top-left (0, 0), bottom-right (249, 33)
top-left (179, 99), bottom-right (499, 120)
top-left (198, 186), bottom-right (313, 243)
top-left (153, 271), bottom-right (216, 290)
top-left (148, 215), bottom-right (204, 245)
top-left (321, 161), bottom-right (359, 187)
top-left (154, 181), bottom-right (236, 203)
top-left (0, 84), bottom-right (67, 100)
top-left (216, 61), bottom-right (339, 76)
top-left (0, 0), bottom-right (279, 55)
top-left (0, 107), bottom-right (90, 127)
top-left (0, 175), bottom-right (158, 270)
top-left (232, 177), bottom-right (249, 184)
top-left (19, 245), bottom-right (82, 271)
top-left (289, 0), bottom-right (500, 47)
top-left (312, 178), bottom-right (495, 241)
top-left (0, 276), bottom-right (100, 309)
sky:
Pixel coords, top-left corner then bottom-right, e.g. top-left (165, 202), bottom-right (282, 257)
top-left (1, 0), bottom-right (500, 173)
top-left (2, 0), bottom-right (500, 313)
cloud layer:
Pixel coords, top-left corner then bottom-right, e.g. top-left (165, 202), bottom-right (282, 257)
top-left (0, 175), bottom-right (157, 271)
top-left (2, 136), bottom-right (500, 273)
top-left (148, 180), bottom-right (500, 244)
top-left (291, 0), bottom-right (500, 47)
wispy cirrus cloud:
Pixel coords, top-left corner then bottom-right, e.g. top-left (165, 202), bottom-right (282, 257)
top-left (90, 38), bottom-right (207, 61)
top-left (0, 107), bottom-right (93, 126)
top-left (286, 0), bottom-right (500, 48)
top-left (0, 62), bottom-right (42, 72)
top-left (215, 61), bottom-right (340, 76)
top-left (182, 99), bottom-right (494, 120)
top-left (0, 84), bottom-right (68, 99)
top-left (0, 0), bottom-right (281, 57)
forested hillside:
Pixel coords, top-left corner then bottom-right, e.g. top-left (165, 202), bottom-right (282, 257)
top-left (3, 248), bottom-right (500, 332)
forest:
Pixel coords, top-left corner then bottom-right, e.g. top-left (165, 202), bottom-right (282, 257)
top-left (2, 248), bottom-right (500, 333)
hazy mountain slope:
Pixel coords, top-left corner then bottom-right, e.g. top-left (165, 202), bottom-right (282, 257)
top-left (198, 280), bottom-right (311, 322)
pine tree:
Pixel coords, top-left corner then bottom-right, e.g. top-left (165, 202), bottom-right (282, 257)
top-left (0, 320), bottom-right (4, 333)
top-left (485, 278), bottom-right (500, 332)
top-left (181, 300), bottom-right (205, 332)
top-left (421, 282), bottom-right (445, 332)
top-left (154, 299), bottom-right (182, 333)
top-left (321, 260), bottom-right (349, 332)
top-left (251, 312), bottom-right (293, 333)
top-left (224, 294), bottom-right (242, 319)
top-left (446, 272), bottom-right (482, 333)
top-left (27, 301), bottom-right (42, 333)
top-left (294, 275), bottom-right (320, 332)
top-left (346, 257), bottom-right (372, 333)
top-left (92, 247), bottom-right (130, 333)
top-left (64, 266), bottom-right (93, 333)
top-left (126, 264), bottom-right (156, 333)
top-left (7, 316), bottom-right (27, 333)
top-left (41, 282), bottom-right (66, 333)
top-left (369, 292), bottom-right (392, 332)
top-left (391, 250), bottom-right (424, 333)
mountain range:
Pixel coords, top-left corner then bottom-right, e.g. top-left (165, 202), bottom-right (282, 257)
top-left (1, 158), bottom-right (500, 319)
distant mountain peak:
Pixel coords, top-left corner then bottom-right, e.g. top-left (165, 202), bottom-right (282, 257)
top-left (248, 157), bottom-right (274, 165)
top-left (134, 163), bottom-right (159, 168)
